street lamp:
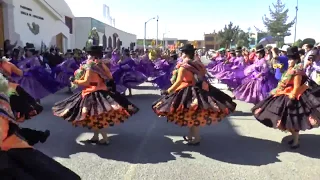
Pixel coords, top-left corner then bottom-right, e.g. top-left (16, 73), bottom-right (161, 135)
top-left (162, 31), bottom-right (170, 48)
top-left (156, 16), bottom-right (159, 46)
top-left (144, 17), bottom-right (155, 51)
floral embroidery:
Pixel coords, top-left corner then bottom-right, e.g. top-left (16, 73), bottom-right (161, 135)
top-left (170, 60), bottom-right (206, 84)
top-left (71, 60), bottom-right (99, 88)
top-left (271, 63), bottom-right (305, 94)
top-left (170, 63), bottom-right (181, 84)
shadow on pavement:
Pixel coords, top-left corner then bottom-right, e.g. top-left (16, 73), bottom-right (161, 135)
top-left (281, 134), bottom-right (320, 159)
top-left (41, 126), bottom-right (286, 166)
top-left (231, 111), bottom-right (253, 117)
top-left (127, 93), bottom-right (160, 100)
top-left (170, 136), bottom-right (284, 166)
top-left (36, 94), bottom-right (175, 164)
top-left (131, 86), bottom-right (159, 90)
top-left (33, 91), bottom-right (320, 166)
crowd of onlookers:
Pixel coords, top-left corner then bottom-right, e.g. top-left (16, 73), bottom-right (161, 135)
top-left (0, 39), bottom-right (85, 68)
top-left (0, 39), bottom-right (206, 69)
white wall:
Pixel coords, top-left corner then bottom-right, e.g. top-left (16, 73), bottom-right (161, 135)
top-left (8, 0), bottom-right (70, 49)
top-left (64, 0), bottom-right (114, 27)
top-left (73, 17), bottom-right (91, 49)
top-left (44, 0), bottom-right (74, 18)
top-left (2, 0), bottom-right (136, 51)
top-left (163, 38), bottom-right (178, 41)
top-left (74, 17), bottom-right (136, 50)
top-left (108, 25), bottom-right (136, 49)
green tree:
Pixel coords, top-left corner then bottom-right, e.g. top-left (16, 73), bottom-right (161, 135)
top-left (257, 32), bottom-right (269, 43)
top-left (217, 22), bottom-right (240, 48)
top-left (136, 39), bottom-right (143, 45)
top-left (292, 39), bottom-right (302, 47)
top-left (236, 30), bottom-right (250, 48)
top-left (262, 0), bottom-right (295, 39)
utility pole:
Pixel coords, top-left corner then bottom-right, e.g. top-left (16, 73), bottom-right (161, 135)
top-left (144, 22), bottom-right (147, 50)
top-left (143, 17), bottom-right (155, 51)
top-left (294, 0), bottom-right (298, 43)
top-left (162, 31), bottom-right (170, 49)
top-left (162, 33), bottom-right (165, 48)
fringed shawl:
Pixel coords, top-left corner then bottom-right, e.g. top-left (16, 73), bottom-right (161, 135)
top-left (0, 93), bottom-right (16, 123)
top-left (71, 59), bottom-right (111, 88)
top-left (171, 59), bottom-right (206, 84)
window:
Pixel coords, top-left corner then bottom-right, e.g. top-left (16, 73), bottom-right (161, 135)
top-left (91, 19), bottom-right (105, 33)
top-left (167, 40), bottom-right (174, 45)
top-left (205, 45), bottom-right (215, 51)
top-left (205, 36), bottom-right (214, 41)
top-left (65, 16), bottom-right (73, 34)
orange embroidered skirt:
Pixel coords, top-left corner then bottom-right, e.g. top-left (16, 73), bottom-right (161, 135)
top-left (252, 87), bottom-right (320, 131)
top-left (152, 84), bottom-right (237, 127)
top-left (52, 90), bottom-right (139, 129)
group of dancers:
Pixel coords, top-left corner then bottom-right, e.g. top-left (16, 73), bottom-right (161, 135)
top-left (207, 44), bottom-right (320, 148)
top-left (1, 41), bottom-right (320, 179)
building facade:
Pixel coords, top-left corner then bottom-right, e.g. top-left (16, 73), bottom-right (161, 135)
top-left (188, 40), bottom-right (205, 49)
top-left (136, 38), bottom-right (198, 49)
top-left (204, 33), bottom-right (221, 50)
top-left (198, 40), bottom-right (205, 49)
top-left (74, 17), bottom-right (136, 50)
top-left (163, 38), bottom-right (178, 47)
top-left (1, 0), bottom-right (73, 51)
top-left (136, 38), bottom-right (179, 49)
top-left (0, 0), bottom-right (137, 52)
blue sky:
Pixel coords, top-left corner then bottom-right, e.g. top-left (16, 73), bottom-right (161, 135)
top-left (67, 0), bottom-right (317, 43)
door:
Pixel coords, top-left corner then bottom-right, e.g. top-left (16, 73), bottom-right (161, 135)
top-left (108, 36), bottom-right (112, 48)
top-left (0, 3), bottom-right (4, 48)
top-left (102, 34), bottom-right (106, 50)
top-left (56, 33), bottom-right (63, 52)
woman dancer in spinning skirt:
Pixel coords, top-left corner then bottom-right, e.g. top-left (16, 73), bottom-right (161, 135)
top-left (152, 44), bottom-right (237, 145)
top-left (252, 46), bottom-right (320, 149)
top-left (52, 45), bottom-right (139, 145)
top-left (0, 76), bottom-right (80, 180)
top-left (233, 45), bottom-right (277, 104)
top-left (0, 57), bottom-right (49, 145)
top-left (112, 49), bottom-right (147, 96)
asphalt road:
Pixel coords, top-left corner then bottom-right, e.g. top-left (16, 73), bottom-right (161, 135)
top-left (22, 82), bottom-right (320, 180)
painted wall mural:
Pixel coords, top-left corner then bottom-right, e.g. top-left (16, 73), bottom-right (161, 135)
top-left (28, 22), bottom-right (40, 35)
